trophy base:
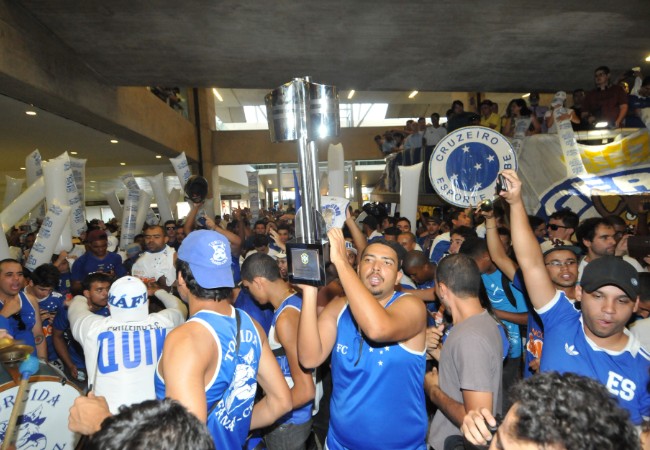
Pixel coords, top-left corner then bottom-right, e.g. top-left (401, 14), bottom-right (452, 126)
top-left (286, 240), bottom-right (329, 287)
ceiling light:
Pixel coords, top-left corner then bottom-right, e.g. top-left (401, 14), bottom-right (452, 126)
top-left (120, 162), bottom-right (126, 166)
top-left (25, 111), bottom-right (37, 116)
top-left (110, 139), bottom-right (119, 144)
top-left (70, 151), bottom-right (78, 155)
top-left (212, 88), bottom-right (223, 102)
top-left (595, 121), bottom-right (609, 128)
top-left (89, 180), bottom-right (96, 183)
top-left (347, 90), bottom-right (355, 100)
top-left (522, 93), bottom-right (531, 98)
top-left (408, 91), bottom-right (418, 99)
top-left (267, 179), bottom-right (272, 185)
top-left (646, 55), bottom-right (650, 62)
top-left (20, 167), bottom-right (25, 170)
top-left (155, 155), bottom-right (162, 159)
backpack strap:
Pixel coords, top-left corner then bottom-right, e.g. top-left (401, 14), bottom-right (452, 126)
top-left (501, 272), bottom-right (518, 309)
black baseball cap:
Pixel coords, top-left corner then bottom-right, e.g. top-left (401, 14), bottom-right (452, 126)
top-left (581, 256), bottom-right (640, 299)
top-left (361, 215), bottom-right (378, 229)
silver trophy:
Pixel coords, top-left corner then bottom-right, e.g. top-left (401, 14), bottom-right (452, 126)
top-left (265, 77), bottom-right (340, 286)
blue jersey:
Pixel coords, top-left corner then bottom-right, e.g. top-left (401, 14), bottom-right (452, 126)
top-left (482, 269), bottom-right (528, 358)
top-left (269, 293), bottom-right (312, 425)
top-left (57, 272), bottom-right (72, 300)
top-left (231, 255), bottom-right (241, 285)
top-left (155, 308), bottom-right (262, 449)
top-left (36, 291), bottom-right (65, 361)
top-left (513, 270), bottom-right (544, 378)
top-left (414, 279), bottom-right (438, 327)
top-left (429, 240), bottom-right (450, 265)
top-left (53, 304), bottom-right (110, 368)
top-left (328, 292), bottom-right (427, 450)
top-left (234, 289), bottom-right (273, 335)
top-left (71, 251), bottom-right (126, 282)
top-left (1, 292), bottom-right (37, 355)
top-left (538, 291), bottom-right (650, 425)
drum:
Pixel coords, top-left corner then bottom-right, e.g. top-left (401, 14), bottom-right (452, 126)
top-left (0, 361), bottom-right (82, 449)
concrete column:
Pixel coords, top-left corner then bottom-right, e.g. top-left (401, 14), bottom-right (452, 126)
top-left (276, 163), bottom-right (283, 208)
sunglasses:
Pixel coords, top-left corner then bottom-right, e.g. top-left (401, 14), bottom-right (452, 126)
top-left (165, 226), bottom-right (177, 230)
top-left (547, 224), bottom-right (569, 231)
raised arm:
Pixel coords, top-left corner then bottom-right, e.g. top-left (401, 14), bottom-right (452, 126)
top-left (183, 202), bottom-right (202, 236)
top-left (499, 170), bottom-right (556, 309)
top-left (205, 216), bottom-right (242, 256)
top-left (297, 285), bottom-right (343, 369)
top-left (328, 228), bottom-right (426, 343)
top-left (345, 210), bottom-right (366, 263)
top-left (479, 208), bottom-right (517, 281)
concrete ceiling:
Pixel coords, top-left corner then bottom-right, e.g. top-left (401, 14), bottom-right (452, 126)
top-left (3, 1), bottom-right (649, 208)
top-left (15, 0), bottom-right (650, 92)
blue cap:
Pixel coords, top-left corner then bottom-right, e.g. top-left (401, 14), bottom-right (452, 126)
top-left (177, 230), bottom-right (234, 288)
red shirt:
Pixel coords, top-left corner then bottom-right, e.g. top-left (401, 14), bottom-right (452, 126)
top-left (583, 85), bottom-right (628, 124)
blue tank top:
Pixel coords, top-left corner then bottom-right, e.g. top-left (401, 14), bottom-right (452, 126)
top-left (155, 307), bottom-right (262, 448)
top-left (268, 293), bottom-right (312, 425)
top-left (328, 292), bottom-right (427, 450)
top-left (2, 292), bottom-right (38, 355)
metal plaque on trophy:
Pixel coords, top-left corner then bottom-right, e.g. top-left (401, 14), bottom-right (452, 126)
top-left (265, 78), bottom-right (340, 286)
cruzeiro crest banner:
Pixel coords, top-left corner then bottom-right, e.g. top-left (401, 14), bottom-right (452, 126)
top-left (428, 126), bottom-right (517, 208)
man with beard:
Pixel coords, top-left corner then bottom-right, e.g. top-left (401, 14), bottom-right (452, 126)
top-left (132, 224), bottom-right (177, 290)
top-left (576, 217), bottom-right (643, 279)
top-left (298, 230), bottom-right (427, 449)
top-left (53, 272), bottom-right (112, 385)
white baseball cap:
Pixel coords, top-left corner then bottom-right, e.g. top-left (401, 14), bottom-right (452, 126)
top-left (108, 276), bottom-right (149, 322)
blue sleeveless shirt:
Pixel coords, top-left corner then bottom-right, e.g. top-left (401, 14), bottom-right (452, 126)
top-left (155, 307), bottom-right (262, 448)
top-left (328, 292), bottom-right (427, 449)
top-left (268, 293), bottom-right (313, 425)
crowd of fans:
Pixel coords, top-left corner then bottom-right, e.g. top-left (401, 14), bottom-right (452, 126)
top-left (1, 63), bottom-right (649, 450)
top-left (375, 65), bottom-right (650, 156)
top-left (1, 171), bottom-right (649, 448)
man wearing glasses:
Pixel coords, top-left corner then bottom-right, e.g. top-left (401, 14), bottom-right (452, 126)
top-left (164, 220), bottom-right (180, 250)
top-left (546, 209), bottom-right (579, 242)
top-left (582, 65), bottom-right (629, 128)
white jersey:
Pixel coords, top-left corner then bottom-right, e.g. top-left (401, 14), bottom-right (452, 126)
top-left (131, 246), bottom-right (177, 284)
top-left (69, 290), bottom-right (186, 413)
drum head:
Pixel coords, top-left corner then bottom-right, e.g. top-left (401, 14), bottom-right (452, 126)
top-left (0, 362), bottom-right (81, 448)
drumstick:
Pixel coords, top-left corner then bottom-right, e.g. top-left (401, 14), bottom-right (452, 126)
top-left (1, 356), bottom-right (39, 450)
